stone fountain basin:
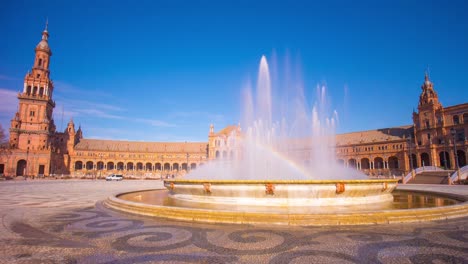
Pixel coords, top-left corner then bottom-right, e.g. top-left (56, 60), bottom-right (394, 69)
top-left (164, 179), bottom-right (399, 207)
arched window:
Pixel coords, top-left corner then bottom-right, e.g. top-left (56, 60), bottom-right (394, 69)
top-left (388, 156), bottom-right (399, 169)
top-left (38, 58), bottom-right (42, 66)
top-left (453, 115), bottom-right (460, 125)
top-left (75, 161), bottom-right (83, 170)
top-left (361, 158), bottom-right (370, 169)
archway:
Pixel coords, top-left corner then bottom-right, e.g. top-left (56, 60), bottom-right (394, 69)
top-left (361, 158), bottom-right (370, 169)
top-left (117, 162), bottom-right (124, 170)
top-left (374, 157), bottom-right (384, 170)
top-left (190, 163), bottom-right (197, 169)
top-left (348, 159), bottom-right (357, 168)
top-left (136, 162), bottom-right (143, 171)
top-left (155, 163), bottom-right (162, 171)
top-left (75, 161), bottom-right (83, 170)
top-left (16, 160), bottom-right (27, 176)
top-left (173, 163), bottom-right (179, 171)
top-left (86, 161), bottom-right (93, 170)
top-left (145, 162), bottom-right (152, 171)
top-left (439, 151), bottom-right (450, 169)
top-left (388, 156), bottom-right (399, 169)
top-left (127, 162), bottom-right (134, 170)
top-left (420, 153), bottom-right (431, 166)
top-left (457, 150), bottom-right (466, 167)
top-left (107, 162), bottom-right (114, 170)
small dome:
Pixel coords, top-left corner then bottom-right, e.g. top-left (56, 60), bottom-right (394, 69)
top-left (36, 39), bottom-right (50, 51)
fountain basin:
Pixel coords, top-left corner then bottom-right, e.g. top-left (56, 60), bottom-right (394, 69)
top-left (164, 179), bottom-right (398, 207)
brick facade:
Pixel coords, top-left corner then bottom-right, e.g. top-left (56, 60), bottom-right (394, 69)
top-left (0, 26), bottom-right (467, 179)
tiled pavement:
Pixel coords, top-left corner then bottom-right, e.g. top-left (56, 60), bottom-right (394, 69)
top-left (0, 180), bottom-right (467, 263)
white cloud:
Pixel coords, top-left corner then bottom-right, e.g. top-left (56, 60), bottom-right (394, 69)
top-left (135, 118), bottom-right (176, 127)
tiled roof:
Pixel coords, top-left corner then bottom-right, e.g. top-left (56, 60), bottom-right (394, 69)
top-left (335, 125), bottom-right (413, 145)
top-left (75, 139), bottom-right (207, 153)
top-left (215, 125), bottom-right (238, 136)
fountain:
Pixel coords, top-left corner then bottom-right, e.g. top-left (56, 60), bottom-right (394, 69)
top-left (164, 55), bottom-right (397, 209)
top-left (105, 56), bottom-right (468, 225)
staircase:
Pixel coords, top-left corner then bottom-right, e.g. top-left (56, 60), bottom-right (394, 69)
top-left (406, 170), bottom-right (454, 184)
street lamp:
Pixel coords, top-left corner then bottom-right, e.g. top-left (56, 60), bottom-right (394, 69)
top-left (451, 128), bottom-right (460, 182)
top-left (186, 153), bottom-right (189, 172)
top-left (407, 134), bottom-right (414, 175)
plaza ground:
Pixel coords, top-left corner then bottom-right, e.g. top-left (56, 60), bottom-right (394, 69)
top-left (0, 179), bottom-right (467, 263)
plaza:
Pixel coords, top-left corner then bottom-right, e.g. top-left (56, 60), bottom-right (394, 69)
top-left (0, 179), bottom-right (467, 263)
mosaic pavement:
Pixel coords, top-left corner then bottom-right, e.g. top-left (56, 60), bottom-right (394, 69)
top-left (0, 180), bottom-right (467, 263)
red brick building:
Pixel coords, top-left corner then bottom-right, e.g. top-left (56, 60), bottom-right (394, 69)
top-left (0, 26), bottom-right (467, 178)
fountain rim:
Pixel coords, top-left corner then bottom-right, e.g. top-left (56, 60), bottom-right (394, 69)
top-left (164, 179), bottom-right (399, 184)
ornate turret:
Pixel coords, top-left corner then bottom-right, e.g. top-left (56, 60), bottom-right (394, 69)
top-left (9, 21), bottom-right (55, 151)
top-left (418, 72), bottom-right (441, 109)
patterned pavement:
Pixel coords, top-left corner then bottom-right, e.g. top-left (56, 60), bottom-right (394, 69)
top-left (0, 180), bottom-right (467, 263)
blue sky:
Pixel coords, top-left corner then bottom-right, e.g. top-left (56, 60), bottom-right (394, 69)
top-left (1, 0), bottom-right (467, 142)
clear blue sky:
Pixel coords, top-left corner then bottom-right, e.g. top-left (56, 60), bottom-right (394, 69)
top-left (1, 0), bottom-right (467, 142)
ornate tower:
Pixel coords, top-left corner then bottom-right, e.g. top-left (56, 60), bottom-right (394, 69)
top-left (9, 22), bottom-right (56, 151)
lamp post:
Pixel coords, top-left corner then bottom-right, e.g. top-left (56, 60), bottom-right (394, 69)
top-left (451, 128), bottom-right (460, 182)
top-left (186, 153), bottom-right (189, 173)
top-left (98, 153), bottom-right (103, 180)
top-left (407, 135), bottom-right (414, 179)
top-left (443, 138), bottom-right (448, 170)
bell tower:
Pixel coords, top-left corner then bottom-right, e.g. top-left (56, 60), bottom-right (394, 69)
top-left (9, 21), bottom-right (56, 151)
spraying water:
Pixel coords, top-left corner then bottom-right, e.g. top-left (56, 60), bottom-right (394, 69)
top-left (187, 55), bottom-right (367, 180)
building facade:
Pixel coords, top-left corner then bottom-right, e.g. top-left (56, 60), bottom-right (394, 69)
top-left (0, 26), bottom-right (467, 178)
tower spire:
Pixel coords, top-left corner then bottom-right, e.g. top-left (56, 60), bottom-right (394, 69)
top-left (45, 18), bottom-right (48, 32)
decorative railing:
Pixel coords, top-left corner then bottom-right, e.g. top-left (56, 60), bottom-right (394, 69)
top-left (450, 165), bottom-right (468, 183)
top-left (403, 166), bottom-right (444, 184)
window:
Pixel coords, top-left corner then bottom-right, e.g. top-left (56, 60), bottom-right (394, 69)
top-left (29, 111), bottom-right (35, 117)
top-left (453, 115), bottom-right (460, 125)
top-left (38, 58), bottom-right (42, 66)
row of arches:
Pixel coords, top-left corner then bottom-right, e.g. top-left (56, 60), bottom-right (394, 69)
top-left (74, 161), bottom-right (200, 171)
top-left (215, 150), bottom-right (235, 159)
top-left (338, 149), bottom-right (467, 171)
top-left (338, 156), bottom-right (399, 170)
top-left (26, 86), bottom-right (47, 97)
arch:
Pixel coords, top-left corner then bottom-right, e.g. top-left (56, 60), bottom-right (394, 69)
top-left (182, 163), bottom-right (188, 170)
top-left (457, 150), bottom-right (467, 167)
top-left (127, 162), bottom-right (134, 170)
top-left (439, 151), bottom-right (450, 169)
top-left (26, 86), bottom-right (31, 95)
top-left (117, 162), bottom-right (124, 170)
top-left (136, 162), bottom-right (143, 170)
top-left (145, 162), bottom-right (152, 171)
top-left (215, 151), bottom-right (220, 159)
top-left (337, 159), bottom-right (344, 165)
top-left (86, 161), bottom-right (94, 170)
top-left (32, 86), bottom-right (38, 95)
top-left (107, 162), bottom-right (114, 170)
top-left (16, 159), bottom-right (27, 176)
top-left (222, 151), bottom-right (227, 158)
top-left (164, 163), bottom-right (170, 171)
top-left (173, 163), bottom-right (179, 171)
top-left (190, 163), bottom-right (197, 169)
top-left (420, 153), bottom-right (431, 166)
top-left (374, 157), bottom-right (384, 170)
top-left (38, 58), bottom-right (42, 66)
top-left (463, 113), bottom-right (468, 124)
top-left (155, 163), bottom-right (162, 170)
top-left (97, 161), bottom-right (104, 170)
top-left (361, 158), bottom-right (370, 169)
top-left (75, 161), bottom-right (83, 170)
top-left (39, 87), bottom-right (44, 97)
top-left (388, 156), bottom-right (399, 169)
top-left (348, 158), bottom-right (357, 168)
top-left (453, 115), bottom-right (460, 125)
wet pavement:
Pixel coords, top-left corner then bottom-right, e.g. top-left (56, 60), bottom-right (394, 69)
top-left (0, 180), bottom-right (467, 263)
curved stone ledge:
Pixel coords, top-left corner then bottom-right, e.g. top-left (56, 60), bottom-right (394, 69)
top-left (104, 187), bottom-right (468, 226)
